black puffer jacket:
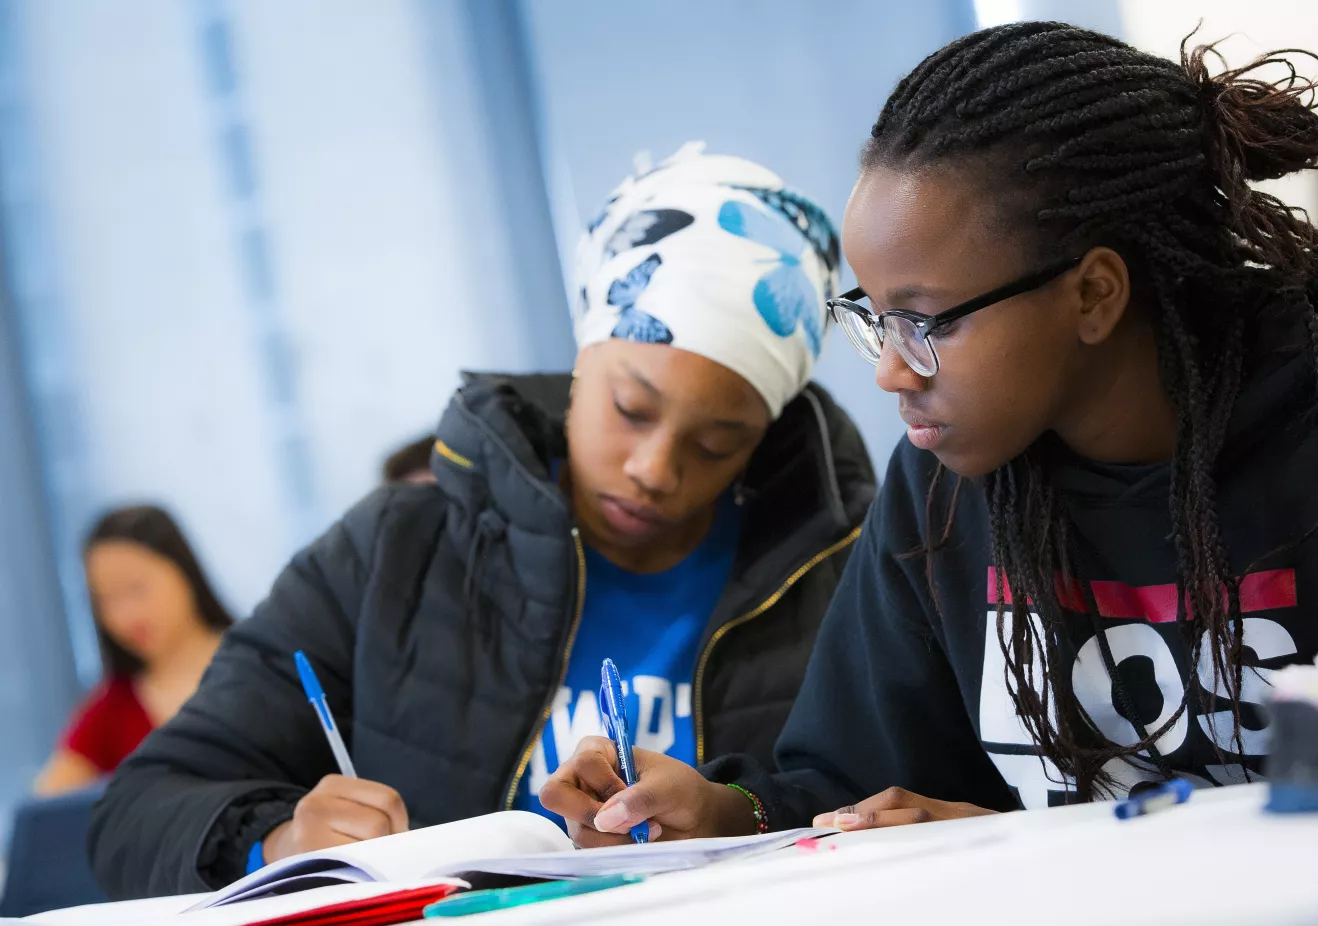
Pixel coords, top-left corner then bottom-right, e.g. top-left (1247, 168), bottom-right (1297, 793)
top-left (89, 372), bottom-right (875, 899)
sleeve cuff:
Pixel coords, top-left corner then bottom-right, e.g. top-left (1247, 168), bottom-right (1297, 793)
top-left (245, 839), bottom-right (266, 876)
top-left (196, 788), bottom-right (301, 888)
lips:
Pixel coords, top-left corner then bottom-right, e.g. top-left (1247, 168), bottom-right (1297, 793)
top-left (901, 407), bottom-right (948, 452)
top-left (122, 623), bottom-right (153, 651)
top-left (598, 494), bottom-right (670, 539)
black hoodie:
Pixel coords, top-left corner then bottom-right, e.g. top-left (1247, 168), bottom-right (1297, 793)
top-left (711, 315), bottom-right (1318, 827)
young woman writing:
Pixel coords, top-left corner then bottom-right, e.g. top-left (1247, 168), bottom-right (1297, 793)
top-left (542, 23), bottom-right (1318, 842)
top-left (89, 145), bottom-right (875, 897)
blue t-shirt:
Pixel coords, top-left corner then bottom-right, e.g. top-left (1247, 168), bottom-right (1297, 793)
top-left (516, 494), bottom-right (742, 826)
top-left (245, 493), bottom-right (742, 872)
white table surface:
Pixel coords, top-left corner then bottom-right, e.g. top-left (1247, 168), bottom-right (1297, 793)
top-left (25, 784), bottom-right (1318, 926)
top-left (437, 784), bottom-right (1318, 926)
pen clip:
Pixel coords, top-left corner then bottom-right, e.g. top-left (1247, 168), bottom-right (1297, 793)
top-left (599, 680), bottom-right (617, 739)
top-left (599, 658), bottom-right (629, 737)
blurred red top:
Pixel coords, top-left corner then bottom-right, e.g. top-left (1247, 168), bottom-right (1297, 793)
top-left (60, 676), bottom-right (154, 773)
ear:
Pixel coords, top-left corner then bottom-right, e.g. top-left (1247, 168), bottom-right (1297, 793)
top-left (1073, 247), bottom-right (1131, 346)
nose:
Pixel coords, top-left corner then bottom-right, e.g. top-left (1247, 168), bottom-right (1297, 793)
top-left (623, 432), bottom-right (680, 497)
top-left (874, 342), bottom-right (930, 394)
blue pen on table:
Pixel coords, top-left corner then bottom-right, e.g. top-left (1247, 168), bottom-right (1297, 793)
top-left (1113, 777), bottom-right (1192, 820)
top-left (599, 658), bottom-right (648, 844)
top-left (295, 650), bottom-right (357, 778)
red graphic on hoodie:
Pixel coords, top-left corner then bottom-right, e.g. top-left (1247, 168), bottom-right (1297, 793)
top-left (977, 568), bottom-right (1298, 808)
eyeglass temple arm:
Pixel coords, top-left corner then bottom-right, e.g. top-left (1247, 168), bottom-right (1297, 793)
top-left (926, 256), bottom-right (1085, 330)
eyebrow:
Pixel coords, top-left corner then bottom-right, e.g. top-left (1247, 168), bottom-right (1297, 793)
top-left (621, 364), bottom-right (756, 432)
top-left (883, 283), bottom-right (954, 304)
top-left (624, 364), bottom-right (661, 397)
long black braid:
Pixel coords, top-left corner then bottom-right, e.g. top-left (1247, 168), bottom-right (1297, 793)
top-left (868, 23), bottom-right (1318, 797)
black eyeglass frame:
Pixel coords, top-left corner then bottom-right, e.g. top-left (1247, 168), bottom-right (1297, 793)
top-left (826, 255), bottom-right (1084, 374)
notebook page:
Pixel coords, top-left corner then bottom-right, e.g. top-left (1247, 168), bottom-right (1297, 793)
top-left (22, 893), bottom-right (209, 925)
top-left (430, 827), bottom-right (834, 880)
top-left (190, 860), bottom-right (376, 910)
top-left (197, 811), bottom-right (572, 909)
top-left (456, 830), bottom-right (1007, 926)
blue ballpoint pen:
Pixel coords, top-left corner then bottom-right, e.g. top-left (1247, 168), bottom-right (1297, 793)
top-left (1113, 777), bottom-right (1192, 820)
top-left (295, 650), bottom-right (357, 778)
top-left (599, 658), bottom-right (649, 844)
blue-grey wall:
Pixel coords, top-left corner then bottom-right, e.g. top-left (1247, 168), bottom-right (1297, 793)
top-left (0, 0), bottom-right (86, 843)
top-left (0, 235), bottom-right (80, 837)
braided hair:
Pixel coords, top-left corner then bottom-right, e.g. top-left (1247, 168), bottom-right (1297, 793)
top-left (866, 22), bottom-right (1318, 797)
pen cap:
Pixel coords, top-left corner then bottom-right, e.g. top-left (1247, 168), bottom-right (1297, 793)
top-left (295, 650), bottom-right (340, 734)
top-left (294, 651), bottom-right (325, 703)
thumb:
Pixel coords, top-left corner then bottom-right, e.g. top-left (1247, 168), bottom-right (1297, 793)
top-left (591, 797), bottom-right (664, 839)
top-left (589, 748), bottom-right (699, 834)
top-left (592, 792), bottom-right (649, 834)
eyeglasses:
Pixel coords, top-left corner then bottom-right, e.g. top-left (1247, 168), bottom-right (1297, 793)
top-left (826, 256), bottom-right (1083, 377)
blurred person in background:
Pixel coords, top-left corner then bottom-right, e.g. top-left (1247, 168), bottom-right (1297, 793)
top-left (34, 506), bottom-right (234, 796)
top-left (380, 435), bottom-right (437, 485)
top-left (89, 143), bottom-right (876, 898)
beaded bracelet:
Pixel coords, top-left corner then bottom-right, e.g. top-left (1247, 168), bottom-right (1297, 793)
top-left (726, 783), bottom-right (769, 834)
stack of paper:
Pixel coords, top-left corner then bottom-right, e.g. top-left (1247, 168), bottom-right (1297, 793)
top-left (27, 812), bottom-right (833, 925)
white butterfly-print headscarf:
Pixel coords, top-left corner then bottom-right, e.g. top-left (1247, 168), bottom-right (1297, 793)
top-left (573, 142), bottom-right (840, 419)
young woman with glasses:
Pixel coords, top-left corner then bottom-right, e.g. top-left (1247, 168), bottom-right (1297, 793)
top-left (542, 23), bottom-right (1318, 842)
top-left (89, 145), bottom-right (875, 897)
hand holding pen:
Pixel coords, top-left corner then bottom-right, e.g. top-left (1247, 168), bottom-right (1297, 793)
top-left (539, 734), bottom-right (757, 847)
top-left (539, 657), bottom-right (761, 847)
top-left (261, 652), bottom-right (411, 864)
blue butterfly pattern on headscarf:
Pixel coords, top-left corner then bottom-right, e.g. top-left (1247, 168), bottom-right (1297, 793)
top-left (731, 186), bottom-right (841, 280)
top-left (603, 209), bottom-right (694, 261)
top-left (717, 200), bottom-right (823, 356)
top-left (608, 253), bottom-right (673, 344)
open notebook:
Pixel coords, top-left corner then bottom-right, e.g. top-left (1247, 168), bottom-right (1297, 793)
top-left (195, 811), bottom-right (830, 909)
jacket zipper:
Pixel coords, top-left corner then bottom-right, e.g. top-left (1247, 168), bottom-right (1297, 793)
top-left (693, 524), bottom-right (862, 764)
top-left (501, 527), bottom-right (588, 809)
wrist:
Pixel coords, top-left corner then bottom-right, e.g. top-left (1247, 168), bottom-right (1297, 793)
top-left (705, 779), bottom-right (759, 836)
top-left (262, 819), bottom-right (294, 864)
top-left (725, 784), bottom-right (769, 833)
